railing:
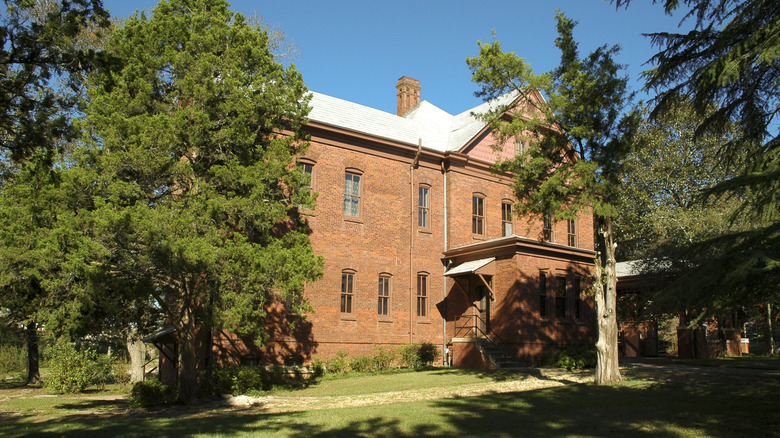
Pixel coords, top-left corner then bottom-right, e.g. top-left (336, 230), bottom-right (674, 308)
top-left (454, 314), bottom-right (505, 345)
top-left (454, 314), bottom-right (514, 366)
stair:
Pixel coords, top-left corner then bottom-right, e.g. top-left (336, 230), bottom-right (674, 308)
top-left (476, 338), bottom-right (520, 369)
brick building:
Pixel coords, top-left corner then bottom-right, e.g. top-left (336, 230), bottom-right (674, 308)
top-left (207, 77), bottom-right (598, 370)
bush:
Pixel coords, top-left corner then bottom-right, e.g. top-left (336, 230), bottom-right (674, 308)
top-left (43, 340), bottom-right (116, 393)
top-left (349, 354), bottom-right (374, 373)
top-left (0, 345), bottom-right (26, 376)
top-left (325, 350), bottom-right (350, 375)
top-left (398, 342), bottom-right (440, 370)
top-left (371, 345), bottom-right (397, 371)
top-left (233, 366), bottom-right (267, 394)
top-left (542, 345), bottom-right (597, 371)
top-left (129, 379), bottom-right (177, 408)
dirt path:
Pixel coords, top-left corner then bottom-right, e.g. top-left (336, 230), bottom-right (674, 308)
top-left (221, 368), bottom-right (594, 413)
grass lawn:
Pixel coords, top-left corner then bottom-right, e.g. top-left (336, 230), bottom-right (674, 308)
top-left (1, 358), bottom-right (778, 437)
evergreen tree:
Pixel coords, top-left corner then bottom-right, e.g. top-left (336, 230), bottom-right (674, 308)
top-left (79, 0), bottom-right (322, 402)
top-left (0, 0), bottom-right (110, 163)
top-left (615, 0), bottom-right (779, 311)
top-left (467, 12), bottom-right (636, 384)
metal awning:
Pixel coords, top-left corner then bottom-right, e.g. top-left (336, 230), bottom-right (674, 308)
top-left (445, 257), bottom-right (496, 277)
top-left (141, 326), bottom-right (176, 343)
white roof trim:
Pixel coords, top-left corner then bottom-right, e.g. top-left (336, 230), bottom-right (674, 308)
top-left (445, 257), bottom-right (496, 277)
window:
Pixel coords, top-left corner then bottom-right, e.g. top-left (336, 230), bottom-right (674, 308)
top-left (416, 273), bottom-right (428, 317)
top-left (378, 275), bottom-right (390, 316)
top-left (555, 276), bottom-right (567, 319)
top-left (299, 161), bottom-right (314, 193)
top-left (344, 172), bottom-right (361, 216)
top-left (418, 185), bottom-right (430, 228)
top-left (502, 202), bottom-right (513, 236)
top-left (514, 138), bottom-right (527, 155)
top-left (574, 278), bottom-right (582, 320)
top-left (340, 271), bottom-right (354, 314)
top-left (539, 272), bottom-right (547, 318)
top-left (567, 219), bottom-right (576, 247)
top-left (472, 195), bottom-right (485, 235)
top-left (543, 213), bottom-right (553, 242)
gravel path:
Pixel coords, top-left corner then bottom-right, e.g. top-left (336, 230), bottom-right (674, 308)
top-left (222, 368), bottom-right (594, 413)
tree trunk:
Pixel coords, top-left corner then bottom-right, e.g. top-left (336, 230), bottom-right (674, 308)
top-left (126, 327), bottom-right (146, 383)
top-left (768, 303), bottom-right (776, 355)
top-left (176, 308), bottom-right (201, 403)
top-left (25, 322), bottom-right (40, 385)
top-left (594, 216), bottom-right (622, 385)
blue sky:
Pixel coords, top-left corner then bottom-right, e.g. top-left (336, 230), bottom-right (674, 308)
top-left (101, 0), bottom-right (691, 115)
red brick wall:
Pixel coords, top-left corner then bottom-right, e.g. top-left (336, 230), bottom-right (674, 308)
top-left (212, 123), bottom-right (596, 367)
top-left (295, 138), bottom-right (446, 360)
top-left (446, 252), bottom-right (596, 367)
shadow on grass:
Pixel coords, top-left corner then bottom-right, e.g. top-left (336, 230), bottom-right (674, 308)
top-left (1, 368), bottom-right (778, 438)
top-left (55, 398), bottom-right (130, 411)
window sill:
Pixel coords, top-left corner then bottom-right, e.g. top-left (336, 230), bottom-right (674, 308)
top-left (471, 234), bottom-right (486, 241)
top-left (340, 315), bottom-right (357, 322)
top-left (417, 228), bottom-right (432, 235)
top-left (343, 215), bottom-right (364, 224)
top-left (378, 318), bottom-right (393, 323)
top-left (416, 319), bottom-right (431, 324)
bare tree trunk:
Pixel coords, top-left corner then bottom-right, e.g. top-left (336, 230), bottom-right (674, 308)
top-left (177, 307), bottom-right (201, 403)
top-left (126, 327), bottom-right (146, 383)
top-left (594, 216), bottom-right (621, 385)
top-left (25, 322), bottom-right (40, 385)
top-left (768, 303), bottom-right (776, 355)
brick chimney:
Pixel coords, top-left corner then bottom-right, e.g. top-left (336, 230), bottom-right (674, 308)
top-left (396, 76), bottom-right (421, 116)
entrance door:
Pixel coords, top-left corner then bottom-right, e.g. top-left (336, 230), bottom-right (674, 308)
top-left (478, 285), bottom-right (490, 335)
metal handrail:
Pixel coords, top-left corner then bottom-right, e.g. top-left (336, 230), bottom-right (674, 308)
top-left (454, 314), bottom-right (505, 345)
top-left (454, 314), bottom-right (511, 365)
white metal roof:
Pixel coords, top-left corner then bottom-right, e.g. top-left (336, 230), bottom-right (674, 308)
top-left (307, 90), bottom-right (519, 153)
top-left (445, 257), bottom-right (496, 276)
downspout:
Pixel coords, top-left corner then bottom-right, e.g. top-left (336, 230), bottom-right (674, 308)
top-left (410, 140), bottom-right (422, 343)
top-left (442, 159), bottom-right (448, 364)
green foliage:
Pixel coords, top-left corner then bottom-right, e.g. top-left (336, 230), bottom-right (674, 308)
top-left (349, 355), bottom-right (374, 373)
top-left (371, 345), bottom-right (398, 371)
top-left (78, 0), bottom-right (323, 401)
top-left (129, 379), bottom-right (177, 408)
top-left (201, 364), bottom-right (319, 396)
top-left (398, 342), bottom-right (440, 370)
top-left (541, 345), bottom-right (597, 371)
top-left (616, 0), bottom-right (779, 310)
top-left (43, 340), bottom-right (116, 393)
top-left (616, 100), bottom-right (741, 261)
top-left (467, 10), bottom-right (631, 384)
top-left (325, 350), bottom-right (351, 375)
top-left (0, 0), bottom-right (110, 163)
top-left (468, 12), bottom-right (636, 224)
top-left (0, 345), bottom-right (26, 376)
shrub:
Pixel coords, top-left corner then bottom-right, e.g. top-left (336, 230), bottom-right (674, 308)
top-left (233, 366), bottom-right (266, 394)
top-left (325, 350), bottom-right (350, 375)
top-left (43, 340), bottom-right (116, 393)
top-left (542, 345), bottom-right (597, 371)
top-left (418, 342), bottom-right (440, 366)
top-left (129, 379), bottom-right (177, 408)
top-left (398, 342), bottom-right (440, 370)
top-left (349, 354), bottom-right (374, 373)
top-left (371, 345), bottom-right (397, 371)
top-left (0, 345), bottom-right (26, 376)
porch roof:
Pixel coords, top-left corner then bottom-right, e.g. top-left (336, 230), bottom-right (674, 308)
top-left (444, 257), bottom-right (496, 277)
